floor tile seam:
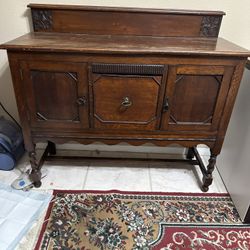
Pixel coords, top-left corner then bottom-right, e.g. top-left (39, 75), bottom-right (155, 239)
top-left (148, 165), bottom-right (153, 192)
top-left (82, 166), bottom-right (90, 189)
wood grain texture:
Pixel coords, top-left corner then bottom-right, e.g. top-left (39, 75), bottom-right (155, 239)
top-left (20, 60), bottom-right (89, 129)
top-left (92, 75), bottom-right (161, 130)
top-left (51, 10), bottom-right (203, 37)
top-left (32, 133), bottom-right (216, 149)
top-left (6, 51), bottom-right (245, 67)
top-left (212, 60), bottom-right (246, 155)
top-left (170, 75), bottom-right (221, 124)
top-left (27, 4), bottom-right (225, 15)
top-left (1, 4), bottom-right (249, 191)
top-left (1, 33), bottom-right (249, 57)
top-left (7, 55), bottom-right (35, 152)
top-left (26, 5), bottom-right (225, 37)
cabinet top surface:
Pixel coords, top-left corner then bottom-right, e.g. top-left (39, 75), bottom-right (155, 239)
top-left (1, 32), bottom-right (249, 57)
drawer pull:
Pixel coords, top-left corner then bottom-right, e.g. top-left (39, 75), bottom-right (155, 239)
top-left (121, 97), bottom-right (132, 107)
top-left (76, 97), bottom-right (87, 106)
top-left (163, 98), bottom-right (169, 112)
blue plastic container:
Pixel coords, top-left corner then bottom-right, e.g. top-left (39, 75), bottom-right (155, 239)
top-left (0, 116), bottom-right (25, 170)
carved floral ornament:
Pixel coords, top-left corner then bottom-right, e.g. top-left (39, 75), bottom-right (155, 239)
top-left (32, 9), bottom-right (53, 31)
top-left (200, 16), bottom-right (222, 37)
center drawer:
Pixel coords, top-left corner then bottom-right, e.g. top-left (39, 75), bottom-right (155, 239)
top-left (89, 63), bottom-right (166, 130)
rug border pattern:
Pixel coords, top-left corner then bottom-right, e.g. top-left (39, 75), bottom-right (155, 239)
top-left (34, 190), bottom-right (233, 250)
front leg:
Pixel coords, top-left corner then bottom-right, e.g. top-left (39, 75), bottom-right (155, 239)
top-left (186, 147), bottom-right (195, 159)
top-left (29, 150), bottom-right (42, 188)
top-left (202, 154), bottom-right (217, 192)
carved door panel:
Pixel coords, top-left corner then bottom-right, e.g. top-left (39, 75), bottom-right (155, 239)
top-left (89, 63), bottom-right (167, 130)
top-left (161, 65), bottom-right (234, 132)
top-left (21, 61), bottom-right (89, 129)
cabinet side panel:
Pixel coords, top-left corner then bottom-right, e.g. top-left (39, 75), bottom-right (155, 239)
top-left (7, 53), bottom-right (34, 151)
top-left (212, 60), bottom-right (247, 154)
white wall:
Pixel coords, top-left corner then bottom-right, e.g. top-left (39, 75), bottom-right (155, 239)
top-left (217, 69), bottom-right (250, 220)
top-left (0, 1), bottom-right (249, 154)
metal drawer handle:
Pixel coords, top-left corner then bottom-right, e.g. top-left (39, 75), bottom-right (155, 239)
top-left (121, 97), bottom-right (132, 107)
top-left (163, 98), bottom-right (169, 112)
top-left (76, 97), bottom-right (87, 106)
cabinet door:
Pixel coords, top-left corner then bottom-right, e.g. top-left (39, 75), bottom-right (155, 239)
top-left (21, 61), bottom-right (89, 129)
top-left (161, 65), bottom-right (234, 132)
top-left (89, 63), bottom-right (166, 130)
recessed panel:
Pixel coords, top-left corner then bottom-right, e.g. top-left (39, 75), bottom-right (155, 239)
top-left (170, 75), bottom-right (222, 124)
top-left (31, 70), bottom-right (79, 122)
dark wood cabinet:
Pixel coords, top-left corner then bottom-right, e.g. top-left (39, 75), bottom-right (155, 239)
top-left (1, 4), bottom-right (249, 191)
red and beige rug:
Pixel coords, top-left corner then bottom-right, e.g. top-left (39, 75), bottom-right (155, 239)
top-left (35, 190), bottom-right (250, 250)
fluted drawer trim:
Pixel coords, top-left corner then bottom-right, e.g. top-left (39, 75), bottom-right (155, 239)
top-left (91, 63), bottom-right (164, 75)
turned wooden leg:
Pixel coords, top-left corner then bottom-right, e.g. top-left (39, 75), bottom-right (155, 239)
top-left (202, 154), bottom-right (217, 192)
top-left (186, 147), bottom-right (194, 159)
top-left (29, 150), bottom-right (42, 188)
top-left (48, 141), bottom-right (56, 155)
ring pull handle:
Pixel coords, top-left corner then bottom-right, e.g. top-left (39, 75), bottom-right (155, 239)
top-left (121, 96), bottom-right (132, 107)
top-left (76, 96), bottom-right (87, 106)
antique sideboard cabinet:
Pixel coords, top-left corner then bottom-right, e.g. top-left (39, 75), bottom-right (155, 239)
top-left (1, 4), bottom-right (249, 191)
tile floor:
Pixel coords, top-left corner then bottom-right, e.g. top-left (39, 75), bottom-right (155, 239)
top-left (0, 148), bottom-right (227, 249)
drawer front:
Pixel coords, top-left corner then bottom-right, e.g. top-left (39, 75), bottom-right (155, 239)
top-left (90, 63), bottom-right (166, 130)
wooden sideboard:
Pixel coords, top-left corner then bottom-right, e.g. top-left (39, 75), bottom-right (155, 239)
top-left (1, 4), bottom-right (249, 191)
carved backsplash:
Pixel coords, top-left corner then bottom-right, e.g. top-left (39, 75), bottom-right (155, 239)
top-left (200, 16), bottom-right (222, 37)
top-left (31, 9), bottom-right (53, 31)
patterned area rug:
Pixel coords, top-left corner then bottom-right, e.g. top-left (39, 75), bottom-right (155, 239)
top-left (35, 190), bottom-right (250, 250)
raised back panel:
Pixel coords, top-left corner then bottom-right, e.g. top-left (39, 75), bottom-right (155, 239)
top-left (28, 4), bottom-right (224, 37)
